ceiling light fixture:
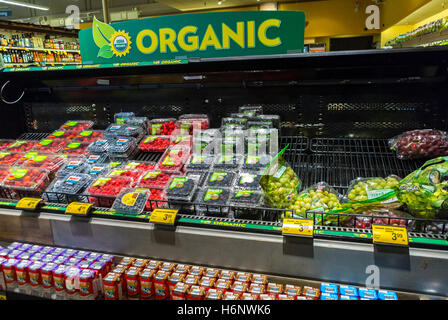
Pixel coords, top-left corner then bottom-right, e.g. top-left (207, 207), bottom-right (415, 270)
top-left (0, 0), bottom-right (49, 11)
top-left (218, 1), bottom-right (222, 5)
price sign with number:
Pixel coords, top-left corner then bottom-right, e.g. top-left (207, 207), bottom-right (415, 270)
top-left (149, 208), bottom-right (178, 225)
top-left (66, 202), bottom-right (93, 216)
top-left (372, 225), bottom-right (408, 246)
top-left (16, 198), bottom-right (42, 211)
top-left (282, 218), bottom-right (314, 237)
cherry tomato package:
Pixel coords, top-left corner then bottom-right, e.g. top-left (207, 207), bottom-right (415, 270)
top-left (139, 136), bottom-right (170, 152)
top-left (60, 120), bottom-right (93, 132)
top-left (389, 129), bottom-right (448, 160)
top-left (32, 138), bottom-right (67, 153)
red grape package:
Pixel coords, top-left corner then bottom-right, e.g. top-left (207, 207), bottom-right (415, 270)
top-left (1, 167), bottom-right (51, 192)
top-left (389, 129), bottom-right (448, 160)
top-left (139, 136), bottom-right (170, 152)
top-left (32, 138), bottom-right (67, 153)
top-left (73, 130), bottom-right (104, 144)
top-left (60, 120), bottom-right (94, 132)
top-left (7, 140), bottom-right (38, 153)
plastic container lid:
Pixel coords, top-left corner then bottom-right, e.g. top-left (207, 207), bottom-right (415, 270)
top-left (158, 146), bottom-right (190, 173)
top-left (1, 167), bottom-right (51, 191)
top-left (0, 165), bottom-right (13, 182)
top-left (112, 188), bottom-right (150, 215)
top-left (88, 138), bottom-right (110, 153)
top-left (239, 105), bottom-right (263, 117)
top-left (166, 176), bottom-right (197, 202)
top-left (85, 163), bottom-right (111, 178)
top-left (107, 168), bottom-right (144, 185)
top-left (256, 114), bottom-right (281, 129)
top-left (120, 125), bottom-right (144, 138)
top-left (245, 136), bottom-right (272, 156)
top-left (197, 187), bottom-right (231, 216)
top-left (247, 121), bottom-right (273, 132)
top-left (192, 136), bottom-right (217, 155)
top-left (241, 155), bottom-right (272, 171)
top-left (139, 136), bottom-right (170, 152)
top-left (108, 137), bottom-right (137, 154)
top-left (127, 117), bottom-right (149, 129)
top-left (62, 142), bottom-right (90, 155)
top-left (73, 130), bottom-right (104, 143)
top-left (230, 188), bottom-right (262, 207)
top-left (213, 154), bottom-right (243, 170)
top-left (7, 140), bottom-right (38, 153)
top-left (138, 170), bottom-right (173, 189)
top-left (60, 120), bottom-right (94, 132)
top-left (121, 161), bottom-right (157, 172)
top-left (185, 171), bottom-right (207, 186)
top-left (32, 138), bottom-right (67, 153)
top-left (86, 153), bottom-right (109, 165)
top-left (47, 173), bottom-right (92, 195)
top-left (23, 154), bottom-right (67, 173)
top-left (48, 130), bottom-right (80, 140)
top-left (185, 154), bottom-right (215, 171)
top-left (0, 152), bottom-right (25, 166)
top-left (234, 171), bottom-right (262, 189)
top-left (104, 124), bottom-right (124, 138)
top-left (56, 159), bottom-right (89, 177)
top-left (149, 118), bottom-right (176, 135)
top-left (114, 112), bottom-right (135, 124)
top-left (218, 136), bottom-right (245, 155)
top-left (221, 117), bottom-right (248, 128)
top-left (170, 135), bottom-right (192, 148)
top-left (205, 171), bottom-right (235, 188)
top-left (85, 175), bottom-right (134, 197)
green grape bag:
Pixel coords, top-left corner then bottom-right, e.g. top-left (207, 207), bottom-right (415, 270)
top-left (259, 145), bottom-right (302, 210)
top-left (397, 156), bottom-right (448, 219)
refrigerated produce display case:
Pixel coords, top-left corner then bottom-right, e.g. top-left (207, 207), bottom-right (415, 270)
top-left (0, 47), bottom-right (448, 300)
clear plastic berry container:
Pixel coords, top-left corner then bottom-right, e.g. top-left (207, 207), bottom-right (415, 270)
top-left (114, 112), bottom-right (135, 124)
top-left (255, 114), bottom-right (281, 130)
top-left (104, 124), bottom-right (125, 138)
top-left (45, 174), bottom-right (92, 202)
top-left (73, 130), bottom-right (104, 144)
top-left (192, 136), bottom-right (217, 155)
top-left (149, 118), bottom-right (176, 135)
top-left (205, 171), bottom-right (235, 188)
top-left (120, 125), bottom-right (144, 139)
top-left (32, 138), bottom-right (67, 153)
top-left (139, 136), bottom-right (170, 152)
top-left (0, 139), bottom-right (16, 150)
top-left (230, 188), bottom-right (263, 207)
top-left (185, 154), bottom-right (215, 171)
top-left (85, 163), bottom-right (111, 178)
top-left (185, 171), bottom-right (207, 186)
top-left (230, 113), bottom-right (255, 121)
top-left (48, 130), bottom-right (80, 140)
top-left (197, 187), bottom-right (231, 217)
top-left (218, 136), bottom-right (245, 155)
top-left (0, 165), bottom-right (13, 182)
top-left (241, 155), bottom-right (272, 171)
top-left (221, 117), bottom-right (248, 128)
top-left (158, 146), bottom-right (190, 173)
top-left (107, 168), bottom-right (144, 186)
top-left (239, 106), bottom-right (263, 117)
top-left (166, 176), bottom-right (197, 202)
top-left (7, 140), bottom-right (38, 153)
top-left (213, 154), bottom-right (243, 170)
top-left (62, 142), bottom-right (90, 156)
top-left (170, 135), bottom-right (192, 148)
top-left (245, 136), bottom-right (272, 156)
top-left (87, 138), bottom-right (110, 153)
top-left (1, 167), bottom-right (51, 194)
top-left (137, 170), bottom-right (174, 189)
top-left (23, 154), bottom-right (67, 176)
top-left (127, 117), bottom-right (149, 130)
top-left (247, 121), bottom-right (273, 131)
top-left (56, 158), bottom-right (89, 177)
top-left (234, 171), bottom-right (262, 189)
top-left (0, 152), bottom-right (24, 166)
top-left (85, 175), bottom-right (134, 207)
top-left (178, 114), bottom-right (209, 130)
top-left (60, 120), bottom-right (94, 132)
top-left (120, 161), bottom-right (157, 172)
top-left (108, 137), bottom-right (137, 157)
top-left (16, 151), bottom-right (40, 165)
top-left (174, 118), bottom-right (209, 135)
top-left (112, 188), bottom-right (150, 215)
top-left (86, 153), bottom-right (109, 165)
top-left (146, 188), bottom-right (168, 210)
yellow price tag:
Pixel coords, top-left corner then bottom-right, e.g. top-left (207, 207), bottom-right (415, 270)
top-left (282, 218), bottom-right (314, 237)
top-left (0, 293), bottom-right (6, 300)
top-left (16, 198), bottom-right (42, 211)
top-left (66, 202), bottom-right (93, 215)
top-left (372, 225), bottom-right (408, 246)
top-left (149, 208), bottom-right (178, 225)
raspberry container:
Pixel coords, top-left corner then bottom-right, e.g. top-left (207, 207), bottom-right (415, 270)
top-left (107, 137), bottom-right (137, 159)
top-left (138, 170), bottom-right (173, 189)
top-left (178, 114), bottom-right (209, 130)
top-left (56, 158), bottom-right (89, 177)
top-left (73, 130), bottom-right (104, 144)
top-left (234, 171), bottom-right (262, 189)
top-left (213, 154), bottom-right (243, 170)
top-left (62, 141), bottom-right (90, 156)
top-left (197, 187), bottom-right (231, 217)
top-left (241, 155), bottom-right (272, 171)
top-left (0, 151), bottom-right (23, 166)
top-left (86, 153), bottom-right (109, 165)
top-left (48, 130), bottom-right (80, 140)
top-left (1, 167), bottom-right (51, 196)
top-left (205, 171), bottom-right (235, 188)
top-left (60, 120), bottom-right (94, 132)
top-left (170, 135), bottom-right (192, 148)
top-left (7, 140), bottom-right (38, 153)
top-left (85, 175), bottom-right (134, 207)
top-left (32, 138), bottom-right (67, 153)
top-left (158, 146), bottom-right (190, 173)
top-left (23, 154), bottom-right (67, 176)
top-left (0, 139), bottom-right (15, 150)
top-left (139, 136), bottom-right (170, 152)
top-left (174, 118), bottom-right (209, 136)
top-left (107, 168), bottom-right (144, 186)
top-left (166, 176), bottom-right (197, 202)
top-left (185, 154), bottom-right (215, 171)
top-left (112, 188), bottom-right (150, 215)
top-left (146, 188), bottom-right (168, 211)
top-left (87, 138), bottom-right (110, 154)
top-left (120, 161), bottom-right (157, 172)
top-left (149, 118), bottom-right (176, 135)
top-left (114, 112), bottom-right (135, 124)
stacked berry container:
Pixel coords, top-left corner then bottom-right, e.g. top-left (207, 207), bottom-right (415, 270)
top-left (139, 136), bottom-right (170, 152)
top-left (85, 175), bottom-right (134, 207)
top-left (148, 118), bottom-right (176, 136)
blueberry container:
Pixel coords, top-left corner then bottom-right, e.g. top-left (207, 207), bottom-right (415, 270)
top-left (166, 176), bottom-right (197, 202)
top-left (197, 187), bottom-right (231, 217)
top-left (185, 154), bottom-right (215, 171)
top-left (88, 139), bottom-right (110, 153)
top-left (213, 154), bottom-right (243, 170)
top-left (205, 171), bottom-right (235, 188)
top-left (112, 188), bottom-right (150, 215)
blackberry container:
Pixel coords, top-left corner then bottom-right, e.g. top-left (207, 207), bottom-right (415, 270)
top-left (241, 154), bottom-right (272, 171)
top-left (185, 154), bottom-right (216, 171)
top-left (213, 154), bottom-right (243, 170)
top-left (166, 176), bottom-right (197, 202)
top-left (197, 187), bottom-right (231, 217)
top-left (205, 171), bottom-right (235, 188)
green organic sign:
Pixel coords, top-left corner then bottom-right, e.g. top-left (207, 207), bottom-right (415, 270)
top-left (79, 11), bottom-right (305, 64)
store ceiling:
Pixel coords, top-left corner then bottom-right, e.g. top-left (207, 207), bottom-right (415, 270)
top-left (156, 0), bottom-right (319, 11)
top-left (396, 0), bottom-right (448, 25)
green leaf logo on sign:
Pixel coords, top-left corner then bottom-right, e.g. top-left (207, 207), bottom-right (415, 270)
top-left (92, 16), bottom-right (132, 59)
